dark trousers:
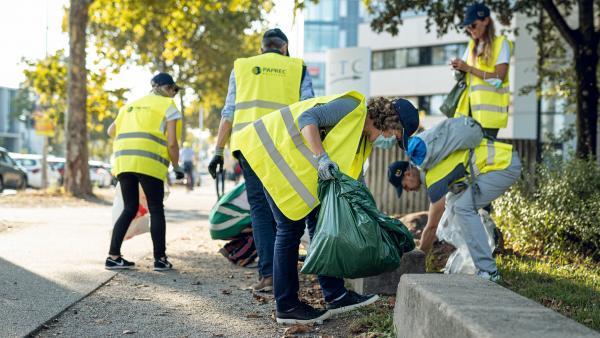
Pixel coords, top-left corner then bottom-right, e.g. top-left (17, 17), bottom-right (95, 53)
top-left (263, 190), bottom-right (346, 312)
top-left (238, 154), bottom-right (277, 278)
top-left (109, 172), bottom-right (166, 260)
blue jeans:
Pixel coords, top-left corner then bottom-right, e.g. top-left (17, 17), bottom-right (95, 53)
top-left (238, 154), bottom-right (276, 278)
top-left (263, 190), bottom-right (347, 312)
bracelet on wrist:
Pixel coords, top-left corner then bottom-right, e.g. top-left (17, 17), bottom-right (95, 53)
top-left (215, 148), bottom-right (224, 157)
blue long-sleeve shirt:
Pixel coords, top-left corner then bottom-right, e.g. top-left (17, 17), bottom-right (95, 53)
top-left (221, 67), bottom-right (315, 121)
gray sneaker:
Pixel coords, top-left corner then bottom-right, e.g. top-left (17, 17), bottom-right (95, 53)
top-left (251, 276), bottom-right (273, 292)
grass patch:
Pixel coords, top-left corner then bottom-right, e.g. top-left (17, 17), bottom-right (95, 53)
top-left (497, 253), bottom-right (600, 331)
top-left (347, 296), bottom-right (395, 337)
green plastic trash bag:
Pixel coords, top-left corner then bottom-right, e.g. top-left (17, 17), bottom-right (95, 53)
top-left (301, 172), bottom-right (415, 279)
top-left (209, 182), bottom-right (251, 240)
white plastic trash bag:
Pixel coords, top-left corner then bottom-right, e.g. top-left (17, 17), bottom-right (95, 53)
top-left (111, 182), bottom-right (150, 241)
top-left (437, 209), bottom-right (496, 274)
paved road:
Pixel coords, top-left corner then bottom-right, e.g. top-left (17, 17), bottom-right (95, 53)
top-left (0, 179), bottom-right (221, 337)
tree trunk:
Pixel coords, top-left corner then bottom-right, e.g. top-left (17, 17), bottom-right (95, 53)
top-left (65, 0), bottom-right (93, 197)
top-left (573, 40), bottom-right (599, 159)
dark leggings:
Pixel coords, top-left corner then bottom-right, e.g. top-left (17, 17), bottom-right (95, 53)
top-left (109, 172), bottom-right (166, 260)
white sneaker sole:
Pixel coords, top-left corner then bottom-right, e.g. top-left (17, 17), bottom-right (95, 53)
top-left (105, 265), bottom-right (135, 270)
top-left (276, 311), bottom-right (330, 325)
top-left (153, 267), bottom-right (173, 271)
top-left (327, 294), bottom-right (380, 316)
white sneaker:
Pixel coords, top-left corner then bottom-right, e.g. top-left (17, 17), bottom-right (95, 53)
top-left (476, 270), bottom-right (501, 283)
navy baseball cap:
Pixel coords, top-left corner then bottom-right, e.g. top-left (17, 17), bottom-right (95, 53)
top-left (151, 73), bottom-right (180, 89)
top-left (388, 161), bottom-right (410, 198)
top-left (461, 3), bottom-right (490, 27)
top-left (263, 28), bottom-right (288, 43)
top-left (392, 98), bottom-right (419, 150)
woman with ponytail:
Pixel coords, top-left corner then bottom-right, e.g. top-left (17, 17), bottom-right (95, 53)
top-left (451, 3), bottom-right (512, 138)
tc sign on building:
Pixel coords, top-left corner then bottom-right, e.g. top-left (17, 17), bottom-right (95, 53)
top-left (325, 47), bottom-right (370, 98)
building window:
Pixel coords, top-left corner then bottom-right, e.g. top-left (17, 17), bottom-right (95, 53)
top-left (432, 43), bottom-right (468, 65)
top-left (306, 62), bottom-right (325, 89)
top-left (417, 95), bottom-right (446, 115)
top-left (372, 52), bottom-right (384, 70)
top-left (305, 0), bottom-right (338, 21)
top-left (407, 48), bottom-right (420, 66)
top-left (395, 49), bottom-right (407, 68)
top-left (304, 24), bottom-right (339, 52)
top-left (371, 43), bottom-right (468, 70)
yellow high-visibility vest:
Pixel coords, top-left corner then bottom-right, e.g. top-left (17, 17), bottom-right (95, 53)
top-left (236, 91), bottom-right (371, 220)
top-left (112, 94), bottom-right (182, 181)
top-left (455, 36), bottom-right (512, 129)
top-left (230, 53), bottom-right (303, 151)
top-left (424, 139), bottom-right (514, 202)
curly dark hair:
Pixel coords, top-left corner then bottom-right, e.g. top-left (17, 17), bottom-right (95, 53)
top-left (367, 97), bottom-right (403, 132)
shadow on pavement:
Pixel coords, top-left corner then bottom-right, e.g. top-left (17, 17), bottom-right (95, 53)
top-left (0, 257), bottom-right (94, 337)
top-left (165, 209), bottom-right (209, 224)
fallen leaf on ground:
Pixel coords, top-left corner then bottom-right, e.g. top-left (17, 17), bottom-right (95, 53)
top-left (283, 324), bottom-right (313, 336)
top-left (221, 289), bottom-right (232, 295)
top-left (134, 284), bottom-right (149, 288)
top-left (584, 318), bottom-right (593, 323)
top-left (122, 330), bottom-right (136, 335)
top-left (253, 293), bottom-right (268, 304)
top-left (191, 281), bottom-right (202, 285)
top-left (246, 312), bottom-right (262, 318)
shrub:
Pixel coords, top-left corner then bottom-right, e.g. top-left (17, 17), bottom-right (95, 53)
top-left (494, 157), bottom-right (600, 261)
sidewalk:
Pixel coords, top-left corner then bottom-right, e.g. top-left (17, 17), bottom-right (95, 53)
top-left (1, 179), bottom-right (379, 337)
top-left (0, 182), bottom-right (213, 337)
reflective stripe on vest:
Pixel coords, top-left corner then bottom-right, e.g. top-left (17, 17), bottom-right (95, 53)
top-left (235, 100), bottom-right (287, 111)
top-left (230, 53), bottom-right (304, 151)
top-left (114, 149), bottom-right (170, 167)
top-left (116, 132), bottom-right (167, 146)
top-left (486, 139), bottom-right (495, 166)
top-left (454, 36), bottom-right (511, 129)
top-left (236, 91), bottom-right (370, 220)
top-left (424, 139), bottom-right (513, 202)
top-left (253, 119), bottom-right (318, 208)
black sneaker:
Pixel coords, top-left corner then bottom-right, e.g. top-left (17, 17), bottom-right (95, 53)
top-left (326, 291), bottom-right (379, 315)
top-left (154, 257), bottom-right (173, 271)
top-left (105, 256), bottom-right (135, 270)
top-left (276, 301), bottom-right (330, 325)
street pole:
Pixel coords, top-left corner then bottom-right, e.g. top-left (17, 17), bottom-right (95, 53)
top-left (41, 136), bottom-right (48, 189)
top-left (40, 0), bottom-right (49, 189)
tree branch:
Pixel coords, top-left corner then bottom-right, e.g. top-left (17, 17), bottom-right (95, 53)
top-left (540, 0), bottom-right (578, 48)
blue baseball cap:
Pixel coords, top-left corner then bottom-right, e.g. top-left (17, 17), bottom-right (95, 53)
top-left (392, 98), bottom-right (419, 150)
top-left (388, 161), bottom-right (410, 198)
top-left (461, 3), bottom-right (490, 27)
top-left (151, 72), bottom-right (180, 89)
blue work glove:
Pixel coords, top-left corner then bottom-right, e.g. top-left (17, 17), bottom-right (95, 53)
top-left (316, 152), bottom-right (339, 181)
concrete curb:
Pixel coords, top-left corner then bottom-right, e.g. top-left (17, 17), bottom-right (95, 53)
top-left (394, 274), bottom-right (599, 338)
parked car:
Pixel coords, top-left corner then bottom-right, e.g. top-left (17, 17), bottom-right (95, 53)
top-left (89, 160), bottom-right (113, 188)
top-left (48, 157), bottom-right (65, 185)
top-left (0, 148), bottom-right (28, 192)
top-left (9, 153), bottom-right (60, 189)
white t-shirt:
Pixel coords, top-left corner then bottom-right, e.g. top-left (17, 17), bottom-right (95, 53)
top-left (160, 104), bottom-right (182, 133)
top-left (461, 39), bottom-right (510, 65)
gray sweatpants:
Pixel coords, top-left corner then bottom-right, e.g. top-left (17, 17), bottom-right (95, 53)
top-left (444, 152), bottom-right (522, 273)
